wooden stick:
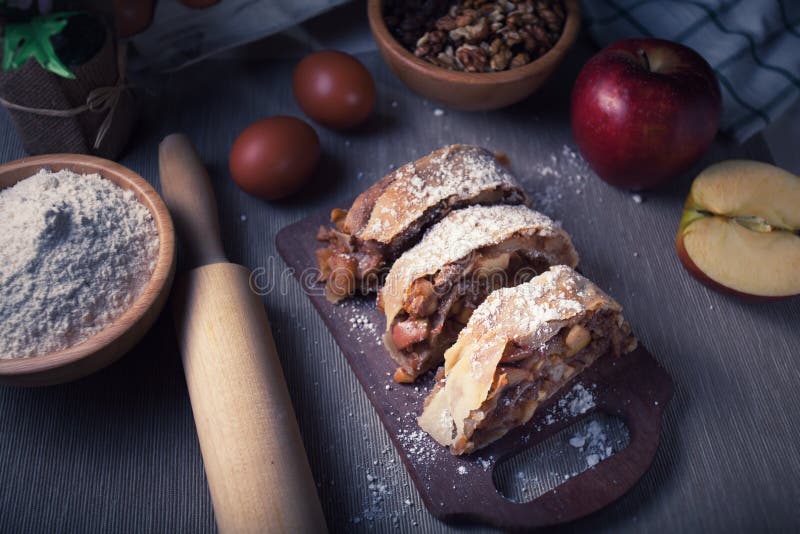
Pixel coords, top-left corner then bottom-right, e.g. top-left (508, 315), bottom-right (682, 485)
top-left (160, 134), bottom-right (327, 533)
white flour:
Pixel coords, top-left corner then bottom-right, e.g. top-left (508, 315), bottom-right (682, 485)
top-left (0, 169), bottom-right (159, 358)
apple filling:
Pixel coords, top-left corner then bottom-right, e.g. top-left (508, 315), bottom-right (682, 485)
top-left (316, 209), bottom-right (385, 300)
top-left (385, 240), bottom-right (554, 383)
top-left (435, 311), bottom-right (626, 455)
top-left (316, 186), bottom-right (525, 302)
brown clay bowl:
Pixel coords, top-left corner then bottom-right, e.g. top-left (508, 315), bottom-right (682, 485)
top-left (0, 154), bottom-right (176, 387)
top-left (367, 0), bottom-right (581, 111)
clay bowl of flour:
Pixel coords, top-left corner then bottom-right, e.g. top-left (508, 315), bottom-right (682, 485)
top-left (0, 154), bottom-right (175, 386)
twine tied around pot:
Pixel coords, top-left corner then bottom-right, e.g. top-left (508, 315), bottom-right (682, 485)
top-left (0, 47), bottom-right (128, 150)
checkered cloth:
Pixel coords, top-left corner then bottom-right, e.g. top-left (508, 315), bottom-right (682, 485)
top-left (581, 0), bottom-right (800, 142)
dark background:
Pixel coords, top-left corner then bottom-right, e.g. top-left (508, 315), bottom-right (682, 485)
top-left (1, 3), bottom-right (799, 533)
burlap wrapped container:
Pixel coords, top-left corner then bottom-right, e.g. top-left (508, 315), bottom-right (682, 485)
top-left (0, 25), bottom-right (136, 160)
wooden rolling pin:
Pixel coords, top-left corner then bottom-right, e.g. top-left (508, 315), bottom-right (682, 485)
top-left (159, 134), bottom-right (327, 534)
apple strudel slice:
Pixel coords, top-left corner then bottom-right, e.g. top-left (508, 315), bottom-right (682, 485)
top-left (418, 265), bottom-right (637, 455)
top-left (378, 205), bottom-right (578, 384)
top-left (316, 145), bottom-right (527, 302)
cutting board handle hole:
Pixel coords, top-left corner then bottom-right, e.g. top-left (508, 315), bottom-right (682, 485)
top-left (492, 413), bottom-right (630, 502)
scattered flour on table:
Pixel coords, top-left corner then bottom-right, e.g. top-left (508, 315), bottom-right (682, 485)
top-left (522, 144), bottom-right (592, 216)
top-left (354, 471), bottom-right (390, 524)
top-left (349, 461), bottom-right (422, 527)
top-left (0, 169), bottom-right (159, 358)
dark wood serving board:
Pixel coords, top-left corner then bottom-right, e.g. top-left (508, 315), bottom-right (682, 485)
top-left (276, 212), bottom-right (673, 530)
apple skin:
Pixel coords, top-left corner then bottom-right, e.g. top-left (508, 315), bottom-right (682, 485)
top-left (675, 209), bottom-right (792, 302)
top-left (571, 38), bottom-right (721, 190)
top-left (674, 229), bottom-right (785, 302)
top-left (674, 160), bottom-right (800, 301)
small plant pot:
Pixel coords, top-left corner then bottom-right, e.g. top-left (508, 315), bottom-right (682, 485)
top-left (0, 20), bottom-right (137, 160)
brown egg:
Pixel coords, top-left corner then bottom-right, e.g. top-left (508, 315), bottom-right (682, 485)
top-left (229, 116), bottom-right (320, 201)
top-left (293, 50), bottom-right (376, 130)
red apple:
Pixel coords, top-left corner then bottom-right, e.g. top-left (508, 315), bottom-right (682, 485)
top-left (571, 38), bottom-right (721, 190)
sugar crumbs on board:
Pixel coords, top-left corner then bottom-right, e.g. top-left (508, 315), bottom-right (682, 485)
top-left (397, 426), bottom-right (440, 467)
top-left (333, 298), bottom-right (383, 347)
top-left (540, 383), bottom-right (596, 427)
top-left (348, 313), bottom-right (379, 343)
top-left (569, 419), bottom-right (614, 468)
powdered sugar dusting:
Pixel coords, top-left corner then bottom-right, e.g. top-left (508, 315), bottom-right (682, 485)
top-left (495, 413), bottom-right (629, 502)
top-left (332, 298), bottom-right (383, 347)
top-left (348, 314), bottom-right (379, 341)
top-left (463, 265), bottom-right (602, 345)
top-left (419, 267), bottom-right (620, 449)
top-left (381, 205), bottom-right (567, 323)
top-left (358, 145), bottom-right (523, 242)
top-left (397, 427), bottom-right (441, 466)
top-left (538, 383), bottom-right (597, 428)
top-left (569, 419), bottom-right (615, 468)
top-left (567, 384), bottom-right (596, 416)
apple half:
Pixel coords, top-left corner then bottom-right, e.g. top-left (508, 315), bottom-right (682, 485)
top-left (676, 160), bottom-right (800, 299)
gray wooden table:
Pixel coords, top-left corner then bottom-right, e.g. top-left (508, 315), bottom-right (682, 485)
top-left (1, 27), bottom-right (799, 534)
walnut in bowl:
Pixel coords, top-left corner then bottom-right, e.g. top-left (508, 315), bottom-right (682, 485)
top-left (367, 0), bottom-right (580, 111)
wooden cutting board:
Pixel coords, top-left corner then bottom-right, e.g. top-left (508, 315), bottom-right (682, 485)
top-left (276, 212), bottom-right (673, 530)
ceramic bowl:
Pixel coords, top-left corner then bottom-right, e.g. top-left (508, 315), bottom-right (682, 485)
top-left (0, 154), bottom-right (176, 386)
top-left (367, 0), bottom-right (581, 111)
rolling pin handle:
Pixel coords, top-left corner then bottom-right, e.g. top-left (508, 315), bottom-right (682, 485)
top-left (158, 134), bottom-right (227, 268)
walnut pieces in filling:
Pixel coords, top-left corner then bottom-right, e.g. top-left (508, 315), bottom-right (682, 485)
top-left (418, 265), bottom-right (637, 455)
top-left (383, 0), bottom-right (567, 73)
top-left (316, 212), bottom-right (386, 299)
top-left (460, 315), bottom-right (622, 453)
top-left (315, 145), bottom-right (528, 303)
top-left (380, 206), bottom-right (579, 384)
top-left (388, 250), bottom-right (534, 383)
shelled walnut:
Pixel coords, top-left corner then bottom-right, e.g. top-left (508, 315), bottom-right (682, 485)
top-left (383, 0), bottom-right (566, 73)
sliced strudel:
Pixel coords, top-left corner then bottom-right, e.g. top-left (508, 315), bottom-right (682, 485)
top-left (418, 265), bottom-right (637, 455)
top-left (316, 145), bottom-right (527, 302)
top-left (379, 205), bottom-right (578, 383)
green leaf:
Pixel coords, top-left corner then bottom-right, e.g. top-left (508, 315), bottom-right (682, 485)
top-left (2, 13), bottom-right (78, 79)
top-left (2, 27), bottom-right (25, 72)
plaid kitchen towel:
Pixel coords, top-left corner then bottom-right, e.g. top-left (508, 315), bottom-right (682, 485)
top-left (581, 0), bottom-right (800, 142)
